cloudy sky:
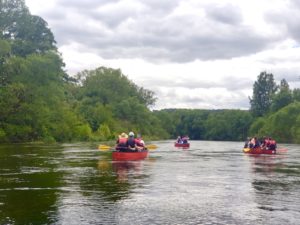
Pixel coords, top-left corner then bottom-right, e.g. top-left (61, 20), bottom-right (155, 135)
top-left (25, 0), bottom-right (300, 110)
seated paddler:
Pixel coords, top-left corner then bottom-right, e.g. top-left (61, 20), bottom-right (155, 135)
top-left (116, 132), bottom-right (128, 151)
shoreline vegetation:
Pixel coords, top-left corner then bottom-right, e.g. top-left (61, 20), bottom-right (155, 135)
top-left (1, 0), bottom-right (300, 144)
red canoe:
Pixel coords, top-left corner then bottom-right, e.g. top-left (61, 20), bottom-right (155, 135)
top-left (112, 150), bottom-right (148, 161)
top-left (243, 147), bottom-right (276, 155)
top-left (174, 143), bottom-right (190, 148)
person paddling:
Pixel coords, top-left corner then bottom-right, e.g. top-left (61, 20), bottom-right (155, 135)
top-left (116, 132), bottom-right (128, 151)
top-left (127, 131), bottom-right (137, 151)
top-left (135, 134), bottom-right (145, 151)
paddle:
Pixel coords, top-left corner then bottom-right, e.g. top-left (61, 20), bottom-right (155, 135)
top-left (98, 145), bottom-right (112, 151)
top-left (98, 144), bottom-right (157, 151)
top-left (145, 144), bottom-right (158, 150)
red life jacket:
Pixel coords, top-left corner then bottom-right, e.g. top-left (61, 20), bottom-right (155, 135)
top-left (118, 137), bottom-right (127, 144)
top-left (269, 140), bottom-right (276, 145)
top-left (135, 138), bottom-right (144, 146)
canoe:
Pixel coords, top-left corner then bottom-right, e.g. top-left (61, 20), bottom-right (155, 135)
top-left (243, 147), bottom-right (276, 155)
top-left (112, 149), bottom-right (148, 161)
top-left (175, 143), bottom-right (190, 148)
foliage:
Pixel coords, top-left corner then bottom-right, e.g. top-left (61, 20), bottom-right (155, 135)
top-left (0, 0), bottom-right (56, 56)
top-left (155, 109), bottom-right (253, 141)
top-left (73, 66), bottom-right (167, 140)
top-left (249, 71), bottom-right (277, 117)
top-left (1, 0), bottom-right (299, 144)
top-left (293, 88), bottom-right (300, 102)
top-left (249, 102), bottom-right (300, 143)
top-left (95, 124), bottom-right (112, 141)
top-left (270, 79), bottom-right (293, 112)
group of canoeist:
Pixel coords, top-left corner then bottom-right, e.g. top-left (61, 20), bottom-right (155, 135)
top-left (116, 131), bottom-right (146, 152)
top-left (244, 136), bottom-right (277, 151)
top-left (176, 135), bottom-right (189, 144)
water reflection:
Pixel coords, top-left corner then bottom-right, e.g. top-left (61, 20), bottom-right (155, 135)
top-left (246, 150), bottom-right (300, 224)
top-left (0, 142), bottom-right (299, 225)
top-left (112, 161), bottom-right (143, 182)
top-left (0, 144), bottom-right (63, 224)
top-left (247, 154), bottom-right (285, 174)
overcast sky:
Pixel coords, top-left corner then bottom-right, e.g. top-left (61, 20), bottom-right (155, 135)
top-left (25, 0), bottom-right (300, 110)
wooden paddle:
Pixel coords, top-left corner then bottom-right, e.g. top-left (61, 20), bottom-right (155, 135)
top-left (98, 144), bottom-right (157, 151)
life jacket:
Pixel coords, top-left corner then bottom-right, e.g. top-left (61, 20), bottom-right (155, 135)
top-left (269, 140), bottom-right (276, 145)
top-left (118, 137), bottom-right (127, 145)
top-left (135, 138), bottom-right (144, 146)
top-left (265, 139), bottom-right (270, 146)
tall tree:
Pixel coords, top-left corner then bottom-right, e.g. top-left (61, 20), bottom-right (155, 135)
top-left (270, 79), bottom-right (292, 112)
top-left (249, 71), bottom-right (277, 117)
top-left (293, 88), bottom-right (300, 102)
top-left (0, 0), bottom-right (56, 56)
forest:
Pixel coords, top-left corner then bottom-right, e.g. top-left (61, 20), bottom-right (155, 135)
top-left (1, 0), bottom-right (300, 144)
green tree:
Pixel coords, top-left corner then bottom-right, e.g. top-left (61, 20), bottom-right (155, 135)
top-left (96, 124), bottom-right (112, 141)
top-left (249, 71), bottom-right (277, 117)
top-left (250, 102), bottom-right (300, 143)
top-left (0, 0), bottom-right (56, 56)
top-left (293, 88), bottom-right (300, 102)
top-left (270, 79), bottom-right (293, 112)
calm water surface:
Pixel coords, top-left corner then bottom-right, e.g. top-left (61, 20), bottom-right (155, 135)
top-left (0, 141), bottom-right (299, 225)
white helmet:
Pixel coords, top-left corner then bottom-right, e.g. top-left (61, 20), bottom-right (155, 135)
top-left (129, 131), bottom-right (134, 137)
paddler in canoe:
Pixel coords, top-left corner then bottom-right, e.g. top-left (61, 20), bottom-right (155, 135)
top-left (243, 136), bottom-right (277, 154)
top-left (116, 131), bottom-right (146, 152)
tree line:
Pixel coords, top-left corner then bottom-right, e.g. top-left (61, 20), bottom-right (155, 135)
top-left (155, 72), bottom-right (300, 143)
top-left (0, 0), bottom-right (299, 144)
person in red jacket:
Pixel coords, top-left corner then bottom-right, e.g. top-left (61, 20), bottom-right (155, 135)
top-left (135, 134), bottom-right (145, 151)
top-left (116, 132), bottom-right (128, 151)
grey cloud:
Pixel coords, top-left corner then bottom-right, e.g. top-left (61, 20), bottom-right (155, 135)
top-left (205, 4), bottom-right (242, 25)
top-left (41, 0), bottom-right (283, 63)
top-left (153, 87), bottom-right (250, 109)
top-left (60, 0), bottom-right (120, 9)
top-left (271, 68), bottom-right (300, 83)
top-left (265, 0), bottom-right (300, 42)
top-left (142, 75), bottom-right (253, 92)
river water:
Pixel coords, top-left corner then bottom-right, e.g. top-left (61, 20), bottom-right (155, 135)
top-left (0, 141), bottom-right (299, 225)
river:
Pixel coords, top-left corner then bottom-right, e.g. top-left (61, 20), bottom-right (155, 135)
top-left (0, 141), bottom-right (299, 225)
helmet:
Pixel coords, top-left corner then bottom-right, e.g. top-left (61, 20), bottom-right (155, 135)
top-left (129, 131), bottom-right (134, 137)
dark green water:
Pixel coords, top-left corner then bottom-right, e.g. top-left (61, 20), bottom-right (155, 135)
top-left (0, 141), bottom-right (299, 225)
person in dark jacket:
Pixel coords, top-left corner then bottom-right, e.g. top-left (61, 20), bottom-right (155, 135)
top-left (127, 131), bottom-right (137, 151)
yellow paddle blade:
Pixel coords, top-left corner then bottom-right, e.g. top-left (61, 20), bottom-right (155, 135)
top-left (98, 145), bottom-right (112, 151)
top-left (146, 144), bottom-right (157, 150)
top-left (243, 148), bottom-right (250, 153)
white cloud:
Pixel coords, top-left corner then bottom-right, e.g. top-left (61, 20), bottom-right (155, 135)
top-left (25, 0), bottom-right (300, 110)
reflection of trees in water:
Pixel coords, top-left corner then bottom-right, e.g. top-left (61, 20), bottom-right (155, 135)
top-left (250, 154), bottom-right (300, 221)
top-left (0, 144), bottom-right (64, 224)
top-left (76, 158), bottom-right (147, 202)
top-left (112, 161), bottom-right (144, 183)
top-left (248, 155), bottom-right (285, 174)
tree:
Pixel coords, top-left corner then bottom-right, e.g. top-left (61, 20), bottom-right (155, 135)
top-left (293, 88), bottom-right (300, 102)
top-left (0, 0), bottom-right (56, 56)
top-left (249, 71), bottom-right (277, 117)
top-left (270, 79), bottom-right (292, 112)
